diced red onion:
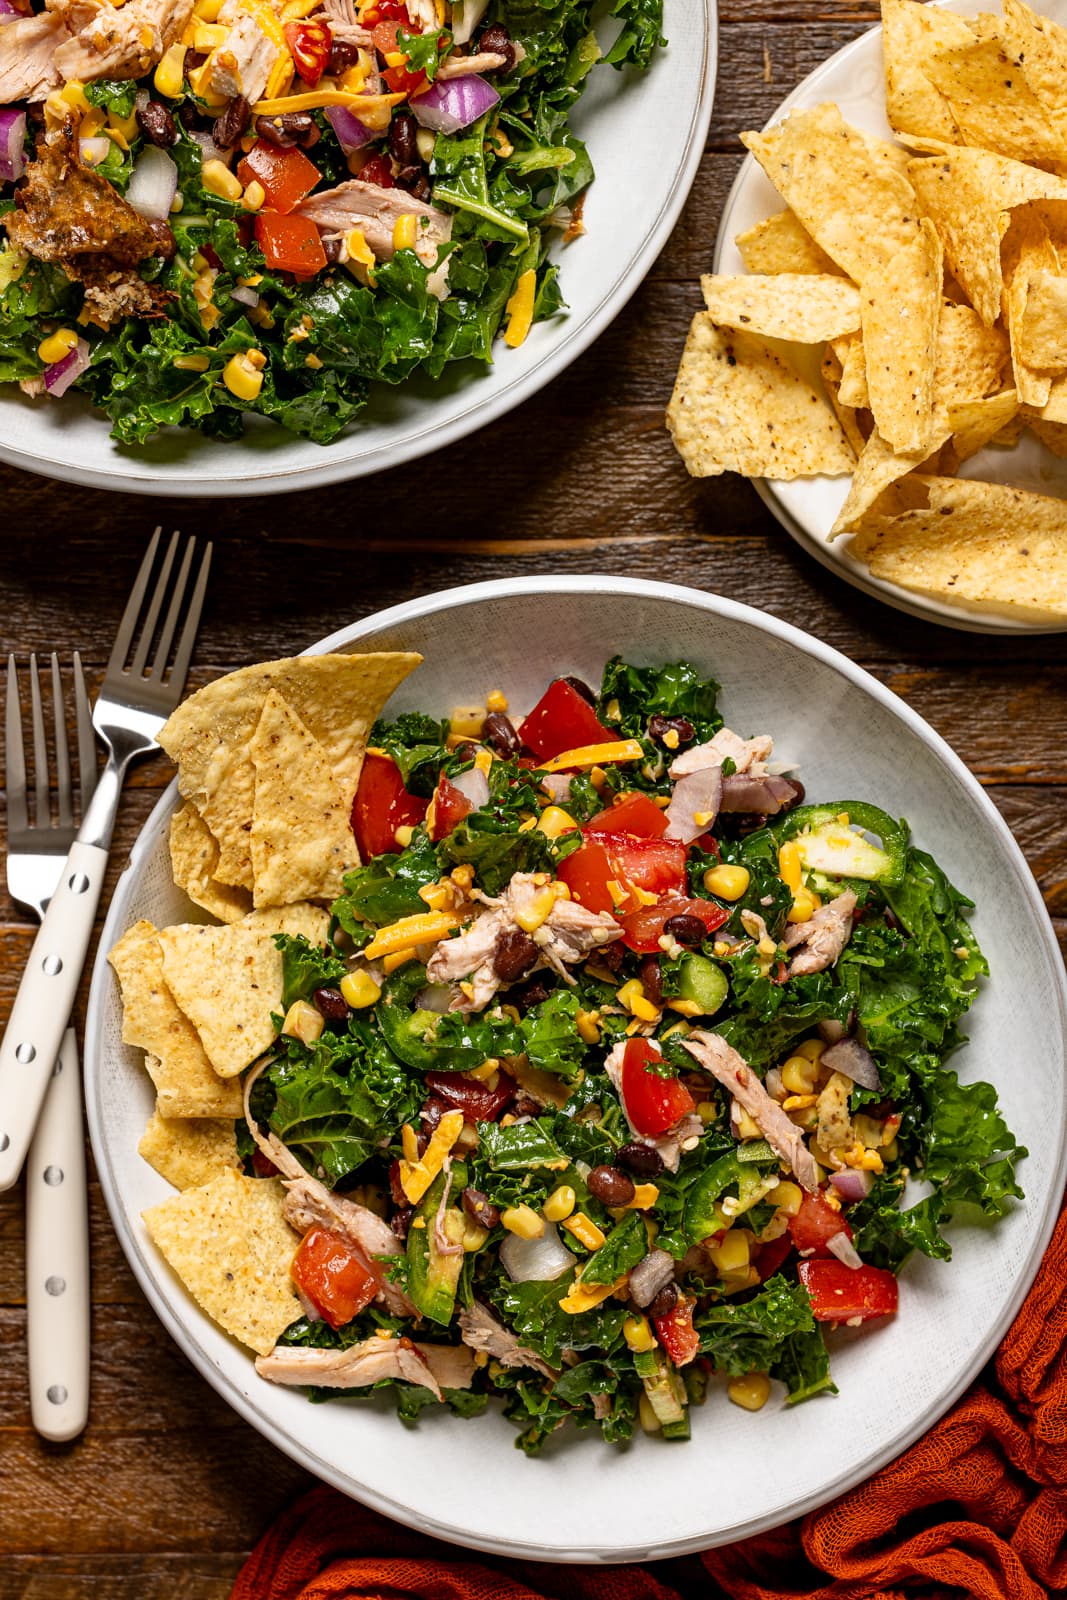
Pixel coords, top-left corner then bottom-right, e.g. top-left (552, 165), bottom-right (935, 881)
top-left (765, 1066), bottom-right (785, 1100)
top-left (409, 73), bottom-right (499, 136)
top-left (499, 1221), bottom-right (575, 1283)
top-left (43, 337), bottom-right (91, 398)
top-left (125, 144), bottom-right (178, 221)
top-left (450, 0), bottom-right (489, 45)
top-left (719, 774), bottom-right (798, 815)
top-left (818, 1018), bottom-right (847, 1045)
top-left (325, 104), bottom-right (375, 153)
top-left (830, 1168), bottom-right (874, 1205)
top-left (451, 765), bottom-right (489, 811)
top-left (821, 1037), bottom-right (882, 1092)
top-left (230, 284), bottom-right (260, 308)
top-left (540, 773), bottom-right (572, 804)
top-left (79, 136), bottom-right (111, 168)
top-left (0, 0), bottom-right (22, 20)
top-left (664, 764), bottom-right (722, 844)
top-left (190, 129), bottom-right (228, 167)
top-left (826, 1229), bottom-right (864, 1270)
top-left (0, 108), bottom-right (25, 182)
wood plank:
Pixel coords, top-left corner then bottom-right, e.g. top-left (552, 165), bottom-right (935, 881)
top-left (0, 1555), bottom-right (245, 1600)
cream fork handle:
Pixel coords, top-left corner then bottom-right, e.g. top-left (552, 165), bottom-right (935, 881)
top-left (26, 1029), bottom-right (90, 1442)
top-left (0, 840), bottom-right (108, 1192)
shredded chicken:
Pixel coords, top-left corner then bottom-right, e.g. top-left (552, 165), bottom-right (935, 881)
top-left (54, 0), bottom-right (193, 83)
top-left (670, 728), bottom-right (774, 780)
top-left (0, 12), bottom-right (69, 103)
top-left (198, 0), bottom-right (280, 103)
top-left (298, 179), bottom-right (453, 268)
top-left (317, 0), bottom-right (372, 39)
top-left (403, 0), bottom-right (438, 28)
top-left (256, 1335), bottom-right (476, 1398)
top-left (604, 1039), bottom-right (702, 1173)
top-left (437, 49), bottom-right (507, 78)
top-left (782, 890), bottom-right (857, 977)
top-left (816, 1071), bottom-right (854, 1153)
top-left (457, 1301), bottom-right (557, 1379)
top-left (682, 1030), bottom-right (821, 1192)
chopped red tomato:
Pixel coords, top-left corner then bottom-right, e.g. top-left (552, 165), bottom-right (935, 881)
top-left (653, 1294), bottom-right (700, 1367)
top-left (558, 833), bottom-right (688, 918)
top-left (797, 1259), bottom-right (899, 1323)
top-left (240, 141), bottom-right (321, 215)
top-left (291, 1226), bottom-right (381, 1330)
top-left (359, 151), bottom-right (394, 188)
top-left (621, 1037), bottom-right (695, 1138)
top-left (361, 0), bottom-right (408, 27)
top-left (788, 1190), bottom-right (853, 1257)
top-left (351, 752), bottom-right (428, 859)
top-left (556, 837), bottom-right (615, 913)
top-left (283, 18), bottom-right (332, 85)
top-left (254, 210), bottom-right (327, 277)
top-left (426, 1069), bottom-right (516, 1122)
top-left (251, 1147), bottom-right (279, 1178)
top-left (383, 58), bottom-right (427, 93)
top-left (519, 679), bottom-right (613, 762)
top-left (371, 17), bottom-right (415, 54)
top-left (755, 1230), bottom-right (794, 1281)
top-left (428, 774), bottom-right (472, 841)
top-left (619, 894), bottom-right (728, 954)
top-left (585, 791), bottom-right (668, 839)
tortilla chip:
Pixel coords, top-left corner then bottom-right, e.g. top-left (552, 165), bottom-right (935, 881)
top-left (138, 1108), bottom-right (240, 1191)
top-left (250, 690), bottom-right (356, 909)
top-left (158, 904), bottom-right (330, 1078)
top-left (880, 0), bottom-right (974, 142)
top-left (1029, 414), bottom-right (1067, 455)
top-left (170, 803), bottom-right (252, 925)
top-left (821, 346), bottom-right (869, 459)
top-left (734, 209), bottom-right (844, 276)
top-left (830, 424), bottom-right (949, 537)
top-left (935, 302), bottom-right (1011, 402)
top-left (158, 653), bottom-right (421, 890)
top-left (832, 335), bottom-right (871, 410)
top-left (700, 273), bottom-right (861, 343)
top-left (1016, 269), bottom-right (1067, 370)
top-left (861, 218), bottom-right (943, 452)
top-left (143, 1169), bottom-right (299, 1355)
top-left (109, 921), bottom-right (244, 1119)
top-left (943, 389), bottom-right (1022, 467)
top-left (921, 37), bottom-right (1065, 167)
top-left (850, 477), bottom-right (1067, 619)
top-left (741, 104), bottom-right (924, 285)
top-left (1035, 373), bottom-right (1067, 423)
top-left (1002, 205), bottom-right (1060, 408)
top-left (667, 313), bottom-right (855, 481)
top-left (907, 147), bottom-right (1067, 325)
top-left (996, 0), bottom-right (1067, 116)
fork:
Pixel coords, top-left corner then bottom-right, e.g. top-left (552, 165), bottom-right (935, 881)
top-left (6, 652), bottom-right (97, 1440)
top-left (0, 529), bottom-right (212, 1192)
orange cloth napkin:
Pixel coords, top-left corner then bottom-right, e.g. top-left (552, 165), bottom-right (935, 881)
top-left (232, 1197), bottom-right (1067, 1600)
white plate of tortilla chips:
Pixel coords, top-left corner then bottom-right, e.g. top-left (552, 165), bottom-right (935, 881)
top-left (669, 0), bottom-right (1067, 633)
top-left (84, 578), bottom-right (1067, 1561)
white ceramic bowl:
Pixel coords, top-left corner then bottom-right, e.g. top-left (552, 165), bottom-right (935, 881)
top-left (0, 4), bottom-right (716, 497)
top-left (86, 577), bottom-right (1067, 1561)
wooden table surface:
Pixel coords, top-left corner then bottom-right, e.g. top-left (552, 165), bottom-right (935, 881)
top-left (2, 5), bottom-right (1066, 1596)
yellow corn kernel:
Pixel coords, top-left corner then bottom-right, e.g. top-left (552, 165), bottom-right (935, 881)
top-left (778, 840), bottom-right (802, 895)
top-left (450, 864), bottom-right (475, 892)
top-left (392, 212), bottom-right (418, 251)
top-left (242, 178), bottom-right (266, 211)
top-left (339, 968), bottom-right (382, 1009)
top-left (732, 1101), bottom-right (762, 1141)
top-left (193, 21), bottom-right (227, 46)
top-left (703, 864), bottom-right (751, 901)
top-left (537, 805), bottom-right (578, 840)
top-left (501, 1204), bottom-right (545, 1241)
top-left (540, 739), bottom-right (645, 774)
top-left (382, 948), bottom-right (416, 974)
top-left (696, 1100), bottom-right (718, 1125)
top-left (514, 886), bottom-right (557, 934)
top-left (773, 1181), bottom-right (803, 1217)
top-left (781, 1054), bottom-right (819, 1095)
top-left (562, 1211), bottom-right (606, 1251)
top-left (787, 891), bottom-right (818, 924)
top-left (194, 0), bottom-right (225, 18)
top-left (172, 353), bottom-right (210, 372)
top-left (154, 42), bottom-right (186, 97)
top-left (59, 79), bottom-right (91, 114)
top-left (542, 1185), bottom-right (576, 1224)
top-left (462, 1220), bottom-right (489, 1252)
top-left (709, 1229), bottom-right (750, 1275)
top-left (221, 350), bottom-right (264, 400)
top-left (576, 1008), bottom-right (601, 1046)
top-left (401, 1122), bottom-right (419, 1163)
top-left (615, 979), bottom-right (658, 1023)
top-left (449, 704), bottom-right (485, 740)
top-left (504, 266), bottom-right (536, 348)
top-left (796, 1038), bottom-right (825, 1062)
top-left (727, 1372), bottom-right (771, 1412)
top-left (362, 911), bottom-right (457, 960)
top-left (782, 1093), bottom-right (819, 1112)
top-left (623, 1315), bottom-right (656, 1353)
top-left (202, 158), bottom-right (243, 201)
top-left (37, 328), bottom-right (79, 366)
top-left (169, 193), bottom-right (185, 214)
top-left (486, 688), bottom-right (508, 712)
top-left (638, 1393), bottom-right (662, 1433)
top-left (628, 1183), bottom-right (660, 1210)
top-left (281, 999), bottom-right (324, 1045)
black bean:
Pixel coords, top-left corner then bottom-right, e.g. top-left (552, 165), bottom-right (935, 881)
top-left (388, 1159), bottom-right (406, 1207)
top-left (328, 37), bottom-right (361, 75)
top-left (509, 1092), bottom-right (542, 1120)
top-left (559, 675), bottom-right (597, 706)
top-left (507, 975), bottom-right (552, 1015)
top-left (388, 109), bottom-right (418, 167)
top-left (136, 100), bottom-right (179, 148)
top-left (662, 913), bottom-right (707, 949)
top-left (479, 21), bottom-right (516, 71)
top-left (648, 713), bottom-right (695, 747)
top-left (420, 1095), bottom-right (448, 1134)
top-left (587, 1165), bottom-right (636, 1207)
top-left (494, 926), bottom-right (540, 985)
top-left (647, 1283), bottom-right (678, 1319)
top-left (638, 955), bottom-right (662, 1008)
top-left (395, 165), bottom-right (430, 200)
top-left (617, 1142), bottom-right (664, 1179)
top-left (596, 938), bottom-right (625, 974)
top-left (212, 94), bottom-right (250, 150)
top-left (462, 1187), bottom-right (499, 1230)
top-left (322, 235), bottom-right (342, 264)
top-left (482, 710), bottom-right (522, 757)
top-left (313, 985), bottom-right (349, 1021)
top-left (391, 1204), bottom-right (414, 1241)
top-left (255, 111), bottom-right (317, 148)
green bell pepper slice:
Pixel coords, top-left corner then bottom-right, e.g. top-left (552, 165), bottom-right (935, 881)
top-left (773, 802), bottom-right (908, 887)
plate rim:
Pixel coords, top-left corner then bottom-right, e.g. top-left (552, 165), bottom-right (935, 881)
top-left (712, 0), bottom-right (1067, 637)
top-left (0, 3), bottom-right (718, 498)
top-left (85, 574), bottom-right (1067, 1561)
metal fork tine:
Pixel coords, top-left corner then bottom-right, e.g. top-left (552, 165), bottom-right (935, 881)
top-left (130, 529), bottom-right (178, 681)
top-left (5, 656), bottom-right (28, 835)
top-left (105, 525), bottom-right (162, 680)
top-left (51, 654), bottom-right (73, 830)
top-left (73, 651), bottom-right (96, 813)
top-left (166, 540), bottom-right (213, 692)
top-left (150, 535), bottom-right (195, 682)
top-left (29, 655), bottom-right (49, 829)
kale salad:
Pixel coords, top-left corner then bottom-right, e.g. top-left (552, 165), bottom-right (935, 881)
top-left (240, 656), bottom-right (1025, 1453)
top-left (0, 0), bottom-right (662, 444)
